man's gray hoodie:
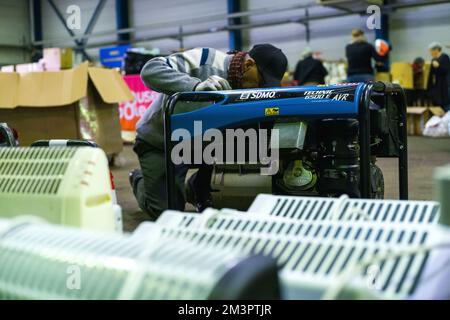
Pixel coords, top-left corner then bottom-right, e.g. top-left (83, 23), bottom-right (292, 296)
top-left (137, 47), bottom-right (231, 149)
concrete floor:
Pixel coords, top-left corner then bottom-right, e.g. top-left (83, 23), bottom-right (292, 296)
top-left (112, 136), bottom-right (450, 232)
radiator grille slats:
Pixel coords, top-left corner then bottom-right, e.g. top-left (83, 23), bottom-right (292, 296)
top-left (156, 195), bottom-right (440, 299)
top-left (156, 222), bottom-right (433, 298)
top-left (249, 195), bottom-right (440, 224)
top-left (0, 148), bottom-right (76, 195)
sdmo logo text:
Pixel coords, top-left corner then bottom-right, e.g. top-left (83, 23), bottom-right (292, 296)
top-left (240, 91), bottom-right (277, 100)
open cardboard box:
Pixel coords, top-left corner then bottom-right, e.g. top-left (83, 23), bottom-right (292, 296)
top-left (375, 72), bottom-right (391, 83)
top-left (391, 62), bottom-right (413, 89)
top-left (0, 62), bottom-right (133, 155)
top-left (391, 61), bottom-right (431, 90)
top-left (419, 63), bottom-right (431, 90)
top-left (407, 106), bottom-right (445, 136)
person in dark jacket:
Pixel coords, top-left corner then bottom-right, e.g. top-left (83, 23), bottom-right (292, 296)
top-left (427, 42), bottom-right (450, 111)
top-left (345, 29), bottom-right (385, 82)
top-left (293, 47), bottom-right (328, 85)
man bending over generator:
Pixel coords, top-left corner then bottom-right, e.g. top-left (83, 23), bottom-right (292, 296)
top-left (130, 44), bottom-right (288, 220)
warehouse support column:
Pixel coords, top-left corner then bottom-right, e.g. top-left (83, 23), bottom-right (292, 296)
top-left (116, 0), bottom-right (130, 44)
top-left (305, 8), bottom-right (311, 44)
top-left (30, 0), bottom-right (43, 62)
top-left (375, 12), bottom-right (390, 72)
top-left (31, 0), bottom-right (42, 49)
top-left (227, 0), bottom-right (242, 51)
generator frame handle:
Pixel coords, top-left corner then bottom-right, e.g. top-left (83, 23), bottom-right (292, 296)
top-left (30, 140), bottom-right (99, 148)
top-left (0, 123), bottom-right (18, 147)
top-left (164, 83), bottom-right (408, 210)
top-left (362, 82), bottom-right (408, 200)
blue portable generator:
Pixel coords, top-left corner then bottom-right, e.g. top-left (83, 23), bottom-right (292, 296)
top-left (164, 82), bottom-right (408, 210)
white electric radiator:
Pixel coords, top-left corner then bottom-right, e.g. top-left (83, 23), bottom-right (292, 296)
top-left (0, 147), bottom-right (119, 232)
top-left (247, 194), bottom-right (440, 224)
top-left (0, 218), bottom-right (261, 300)
top-left (151, 195), bottom-right (446, 299)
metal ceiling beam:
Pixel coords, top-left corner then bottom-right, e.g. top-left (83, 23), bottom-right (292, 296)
top-left (33, 2), bottom-right (315, 47)
top-left (46, 0), bottom-right (106, 60)
top-left (46, 0), bottom-right (90, 60)
top-left (68, 12), bottom-right (349, 50)
top-left (322, 3), bottom-right (358, 14)
top-left (36, 0), bottom-right (450, 49)
top-left (81, 0), bottom-right (107, 47)
top-left (0, 44), bottom-right (28, 50)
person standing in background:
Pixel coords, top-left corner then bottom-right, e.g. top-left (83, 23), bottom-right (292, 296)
top-left (345, 29), bottom-right (385, 83)
top-left (293, 47), bottom-right (328, 85)
top-left (411, 57), bottom-right (427, 106)
top-left (427, 42), bottom-right (450, 112)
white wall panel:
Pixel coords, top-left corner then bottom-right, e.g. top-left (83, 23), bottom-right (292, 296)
top-left (131, 0), bottom-right (228, 54)
top-left (246, 1), bottom-right (450, 71)
top-left (246, 0), bottom-right (376, 71)
top-left (390, 3), bottom-right (450, 63)
top-left (34, 0), bottom-right (450, 69)
top-left (0, 0), bottom-right (30, 64)
top-left (40, 0), bottom-right (116, 58)
top-left (247, 15), bottom-right (373, 70)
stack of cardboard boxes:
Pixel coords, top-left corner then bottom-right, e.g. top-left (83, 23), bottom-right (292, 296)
top-left (391, 61), bottom-right (442, 135)
top-left (0, 62), bottom-right (133, 156)
top-left (1, 48), bottom-right (74, 73)
top-left (42, 48), bottom-right (74, 71)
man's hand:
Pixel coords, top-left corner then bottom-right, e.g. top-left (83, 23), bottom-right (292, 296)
top-left (432, 60), bottom-right (440, 68)
top-left (195, 75), bottom-right (232, 91)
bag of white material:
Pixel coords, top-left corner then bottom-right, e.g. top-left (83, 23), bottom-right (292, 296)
top-left (442, 111), bottom-right (450, 127)
top-left (423, 115), bottom-right (449, 137)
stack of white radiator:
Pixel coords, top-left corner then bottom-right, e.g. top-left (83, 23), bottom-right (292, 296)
top-left (0, 146), bottom-right (449, 299)
top-left (146, 194), bottom-right (449, 299)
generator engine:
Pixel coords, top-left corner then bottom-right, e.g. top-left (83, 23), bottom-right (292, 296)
top-left (209, 119), bottom-right (384, 210)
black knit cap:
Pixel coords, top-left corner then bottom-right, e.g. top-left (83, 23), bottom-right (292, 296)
top-left (248, 44), bottom-right (288, 87)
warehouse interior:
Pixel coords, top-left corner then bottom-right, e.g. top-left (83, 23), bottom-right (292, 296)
top-left (1, 0), bottom-right (450, 301)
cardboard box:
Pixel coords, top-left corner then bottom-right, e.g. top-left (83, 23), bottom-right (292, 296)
top-left (60, 48), bottom-right (73, 69)
top-left (0, 65), bottom-right (14, 72)
top-left (43, 48), bottom-right (61, 71)
top-left (43, 47), bottom-right (73, 71)
top-left (15, 62), bottom-right (45, 73)
top-left (0, 62), bottom-right (133, 155)
top-left (420, 62), bottom-right (431, 90)
top-left (407, 106), bottom-right (445, 135)
top-left (391, 62), bottom-right (413, 89)
top-left (375, 72), bottom-right (391, 82)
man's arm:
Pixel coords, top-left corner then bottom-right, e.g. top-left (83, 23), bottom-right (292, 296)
top-left (140, 49), bottom-right (203, 95)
